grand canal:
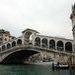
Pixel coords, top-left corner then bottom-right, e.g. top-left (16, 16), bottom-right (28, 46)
top-left (0, 64), bottom-right (74, 75)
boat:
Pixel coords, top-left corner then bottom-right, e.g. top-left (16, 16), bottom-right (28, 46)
top-left (52, 62), bottom-right (69, 70)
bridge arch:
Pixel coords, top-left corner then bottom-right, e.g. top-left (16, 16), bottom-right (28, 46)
top-left (65, 42), bottom-right (72, 52)
top-left (42, 38), bottom-right (48, 48)
top-left (49, 39), bottom-right (55, 49)
top-left (1, 49), bottom-right (39, 64)
top-left (12, 41), bottom-right (16, 47)
top-left (17, 39), bottom-right (22, 45)
top-left (7, 43), bottom-right (11, 49)
top-left (57, 40), bottom-right (64, 51)
top-left (2, 45), bottom-right (6, 51)
top-left (35, 37), bottom-right (41, 47)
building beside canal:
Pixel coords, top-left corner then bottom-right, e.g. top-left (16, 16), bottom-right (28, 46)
top-left (0, 29), bottom-right (16, 45)
top-left (0, 4), bottom-right (75, 64)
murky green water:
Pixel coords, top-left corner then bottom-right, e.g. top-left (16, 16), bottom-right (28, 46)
top-left (0, 64), bottom-right (74, 75)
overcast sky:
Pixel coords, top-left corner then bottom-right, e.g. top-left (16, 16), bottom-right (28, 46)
top-left (0, 0), bottom-right (75, 39)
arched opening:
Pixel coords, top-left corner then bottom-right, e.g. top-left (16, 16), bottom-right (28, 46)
top-left (42, 38), bottom-right (48, 48)
top-left (12, 41), bottom-right (16, 47)
top-left (49, 39), bottom-right (55, 49)
top-left (7, 43), bottom-right (11, 49)
top-left (2, 45), bottom-right (6, 51)
top-left (57, 41), bottom-right (64, 51)
top-left (24, 31), bottom-right (32, 44)
top-left (35, 37), bottom-right (40, 47)
top-left (17, 39), bottom-right (22, 45)
top-left (2, 50), bottom-right (39, 64)
top-left (65, 42), bottom-right (72, 52)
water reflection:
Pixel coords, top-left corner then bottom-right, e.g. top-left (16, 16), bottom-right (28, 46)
top-left (69, 69), bottom-right (75, 75)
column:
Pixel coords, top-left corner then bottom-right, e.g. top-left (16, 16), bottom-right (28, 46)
top-left (40, 38), bottom-right (42, 48)
top-left (55, 41), bottom-right (57, 50)
top-left (63, 43), bottom-right (65, 52)
top-left (48, 39), bottom-right (49, 49)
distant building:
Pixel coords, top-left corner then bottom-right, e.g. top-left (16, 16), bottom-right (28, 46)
top-left (0, 29), bottom-right (16, 45)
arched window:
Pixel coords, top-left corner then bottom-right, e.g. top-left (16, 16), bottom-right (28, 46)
top-left (24, 31), bottom-right (32, 43)
top-left (7, 43), bottom-right (11, 49)
top-left (12, 41), bottom-right (16, 47)
top-left (65, 42), bottom-right (72, 52)
top-left (49, 39), bottom-right (55, 49)
top-left (42, 38), bottom-right (48, 48)
top-left (57, 41), bottom-right (64, 51)
top-left (35, 37), bottom-right (40, 46)
top-left (2, 45), bottom-right (6, 51)
top-left (17, 39), bottom-right (22, 45)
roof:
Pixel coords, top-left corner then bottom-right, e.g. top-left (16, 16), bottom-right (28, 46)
top-left (22, 28), bottom-right (39, 33)
top-left (0, 29), bottom-right (10, 34)
top-left (0, 29), bottom-right (5, 33)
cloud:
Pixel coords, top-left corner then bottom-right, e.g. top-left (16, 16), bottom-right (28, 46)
top-left (0, 0), bottom-right (74, 39)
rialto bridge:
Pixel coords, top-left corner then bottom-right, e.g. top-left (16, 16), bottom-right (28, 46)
top-left (0, 28), bottom-right (74, 64)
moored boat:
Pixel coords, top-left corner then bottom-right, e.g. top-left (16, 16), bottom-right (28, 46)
top-left (52, 62), bottom-right (69, 70)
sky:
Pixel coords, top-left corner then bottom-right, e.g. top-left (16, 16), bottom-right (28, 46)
top-left (0, 0), bottom-right (75, 39)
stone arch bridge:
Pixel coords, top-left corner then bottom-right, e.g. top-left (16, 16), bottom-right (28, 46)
top-left (0, 29), bottom-right (75, 64)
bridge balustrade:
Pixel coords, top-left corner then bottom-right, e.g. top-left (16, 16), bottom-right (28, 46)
top-left (42, 43), bottom-right (48, 48)
top-left (57, 46), bottom-right (63, 51)
top-left (0, 38), bottom-right (23, 52)
top-left (0, 35), bottom-right (73, 55)
top-left (34, 36), bottom-right (73, 53)
top-left (49, 45), bottom-right (55, 49)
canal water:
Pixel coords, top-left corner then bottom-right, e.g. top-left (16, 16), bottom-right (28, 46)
top-left (0, 64), bottom-right (75, 75)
